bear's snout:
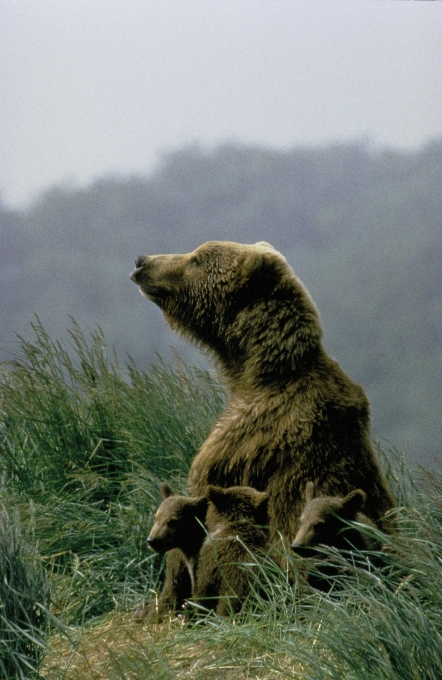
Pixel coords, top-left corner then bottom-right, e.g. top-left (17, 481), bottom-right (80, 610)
top-left (146, 535), bottom-right (164, 553)
top-left (130, 256), bottom-right (148, 284)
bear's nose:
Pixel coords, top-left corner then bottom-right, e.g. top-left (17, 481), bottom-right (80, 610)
top-left (146, 536), bottom-right (161, 551)
top-left (135, 255), bottom-right (147, 269)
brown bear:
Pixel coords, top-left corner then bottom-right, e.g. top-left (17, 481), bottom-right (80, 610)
top-left (189, 485), bottom-right (269, 616)
top-left (145, 483), bottom-right (208, 597)
top-left (291, 481), bottom-right (382, 555)
top-left (131, 240), bottom-right (395, 620)
top-left (291, 481), bottom-right (384, 590)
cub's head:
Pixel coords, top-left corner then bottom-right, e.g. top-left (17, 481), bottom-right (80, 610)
top-left (291, 481), bottom-right (366, 556)
top-left (205, 485), bottom-right (269, 528)
top-left (147, 483), bottom-right (208, 555)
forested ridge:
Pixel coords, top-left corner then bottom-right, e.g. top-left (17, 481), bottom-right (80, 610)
top-left (1, 139), bottom-right (441, 467)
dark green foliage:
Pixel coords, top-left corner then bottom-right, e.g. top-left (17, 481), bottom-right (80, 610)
top-left (0, 502), bottom-right (49, 679)
top-left (0, 317), bottom-right (224, 500)
top-left (0, 320), bottom-right (224, 625)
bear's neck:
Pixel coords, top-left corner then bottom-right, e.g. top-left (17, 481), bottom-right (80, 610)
top-left (212, 287), bottom-right (323, 393)
top-left (179, 522), bottom-right (207, 559)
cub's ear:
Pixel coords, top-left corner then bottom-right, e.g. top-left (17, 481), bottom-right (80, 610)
top-left (341, 489), bottom-right (366, 518)
top-left (305, 481), bottom-right (315, 503)
top-left (193, 496), bottom-right (209, 520)
top-left (160, 482), bottom-right (175, 500)
top-left (207, 485), bottom-right (227, 508)
top-left (254, 492), bottom-right (269, 524)
top-left (251, 490), bottom-right (268, 508)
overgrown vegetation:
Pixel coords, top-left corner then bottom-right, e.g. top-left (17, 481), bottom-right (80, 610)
top-left (0, 502), bottom-right (50, 679)
top-left (0, 321), bottom-right (441, 679)
top-left (0, 320), bottom-right (223, 676)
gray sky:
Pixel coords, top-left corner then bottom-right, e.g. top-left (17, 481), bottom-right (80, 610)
top-left (2, 0), bottom-right (442, 207)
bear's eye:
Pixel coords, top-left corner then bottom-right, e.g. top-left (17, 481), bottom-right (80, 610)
top-left (189, 256), bottom-right (199, 268)
top-left (168, 518), bottom-right (179, 528)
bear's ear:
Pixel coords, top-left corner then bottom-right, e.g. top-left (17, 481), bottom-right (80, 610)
top-left (207, 485), bottom-right (227, 508)
top-left (305, 481), bottom-right (315, 503)
top-left (341, 489), bottom-right (366, 518)
top-left (254, 493), bottom-right (269, 524)
top-left (236, 245), bottom-right (286, 292)
top-left (160, 482), bottom-right (175, 500)
top-left (253, 241), bottom-right (276, 250)
top-left (193, 496), bottom-right (209, 520)
top-left (251, 490), bottom-right (268, 508)
top-left (235, 251), bottom-right (264, 287)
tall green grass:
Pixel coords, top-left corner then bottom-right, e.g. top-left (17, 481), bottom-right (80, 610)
top-left (1, 319), bottom-right (441, 679)
top-left (1, 317), bottom-right (224, 499)
top-left (0, 318), bottom-right (224, 625)
top-left (102, 469), bottom-right (442, 680)
top-left (0, 500), bottom-right (50, 679)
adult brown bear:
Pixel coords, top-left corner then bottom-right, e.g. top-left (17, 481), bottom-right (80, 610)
top-left (131, 240), bottom-right (395, 620)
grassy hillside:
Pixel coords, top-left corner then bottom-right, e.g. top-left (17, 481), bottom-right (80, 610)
top-left (0, 323), bottom-right (441, 679)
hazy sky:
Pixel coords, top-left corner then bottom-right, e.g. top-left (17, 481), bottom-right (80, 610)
top-left (2, 0), bottom-right (442, 207)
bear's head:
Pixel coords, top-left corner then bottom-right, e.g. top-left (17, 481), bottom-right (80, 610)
top-left (147, 483), bottom-right (208, 557)
top-left (131, 241), bottom-right (282, 333)
top-left (131, 241), bottom-right (322, 389)
top-left (205, 485), bottom-right (269, 530)
top-left (291, 481), bottom-right (367, 556)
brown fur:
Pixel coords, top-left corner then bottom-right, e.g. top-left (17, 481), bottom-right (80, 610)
top-left (291, 481), bottom-right (381, 555)
top-left (133, 483), bottom-right (207, 620)
top-left (291, 481), bottom-right (384, 591)
top-left (131, 240), bottom-right (395, 619)
top-left (190, 485), bottom-right (269, 616)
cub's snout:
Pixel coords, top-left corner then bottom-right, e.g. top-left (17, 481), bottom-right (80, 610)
top-left (146, 535), bottom-right (166, 553)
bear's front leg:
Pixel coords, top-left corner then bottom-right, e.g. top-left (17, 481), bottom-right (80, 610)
top-left (133, 548), bottom-right (191, 623)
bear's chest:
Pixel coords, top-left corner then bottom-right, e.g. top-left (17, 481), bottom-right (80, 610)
top-left (189, 395), bottom-right (315, 492)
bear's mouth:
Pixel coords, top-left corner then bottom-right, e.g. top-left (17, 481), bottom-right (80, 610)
top-left (130, 267), bottom-right (166, 301)
top-left (130, 266), bottom-right (145, 284)
top-left (146, 538), bottom-right (165, 553)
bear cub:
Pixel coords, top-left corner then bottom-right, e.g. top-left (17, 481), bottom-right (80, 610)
top-left (190, 485), bottom-right (269, 617)
top-left (291, 481), bottom-right (382, 555)
top-left (145, 483), bottom-right (208, 596)
top-left (291, 481), bottom-right (383, 590)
